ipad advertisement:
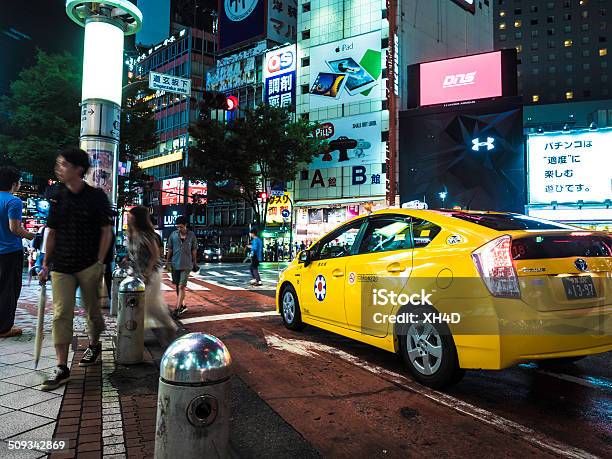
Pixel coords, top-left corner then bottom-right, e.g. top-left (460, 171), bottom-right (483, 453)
top-left (308, 31), bottom-right (383, 109)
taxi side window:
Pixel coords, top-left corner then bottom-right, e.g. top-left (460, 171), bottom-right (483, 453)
top-left (358, 218), bottom-right (413, 254)
top-left (411, 219), bottom-right (441, 248)
top-left (317, 220), bottom-right (363, 260)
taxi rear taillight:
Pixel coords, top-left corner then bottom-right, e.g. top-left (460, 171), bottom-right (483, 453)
top-left (472, 235), bottom-right (520, 298)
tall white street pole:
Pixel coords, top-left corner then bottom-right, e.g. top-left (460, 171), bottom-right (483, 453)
top-left (65, 0), bottom-right (142, 205)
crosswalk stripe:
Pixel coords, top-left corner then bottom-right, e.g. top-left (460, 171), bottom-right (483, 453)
top-left (226, 270), bottom-right (248, 276)
top-left (181, 310), bottom-right (277, 324)
top-left (187, 281), bottom-right (209, 291)
top-left (161, 283), bottom-right (173, 291)
top-left (205, 271), bottom-right (225, 277)
top-left (195, 278), bottom-right (246, 290)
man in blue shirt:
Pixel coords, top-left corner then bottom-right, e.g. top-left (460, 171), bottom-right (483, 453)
top-left (247, 229), bottom-right (263, 286)
top-left (0, 167), bottom-right (34, 337)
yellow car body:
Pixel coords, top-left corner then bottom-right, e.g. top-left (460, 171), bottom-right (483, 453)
top-left (276, 209), bottom-right (612, 387)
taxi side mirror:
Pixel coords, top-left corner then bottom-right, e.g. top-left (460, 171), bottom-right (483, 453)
top-left (299, 249), bottom-right (311, 266)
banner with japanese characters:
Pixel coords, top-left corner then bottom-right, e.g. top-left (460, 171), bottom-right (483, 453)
top-left (527, 129), bottom-right (612, 204)
top-left (149, 71), bottom-right (191, 96)
top-left (267, 0), bottom-right (297, 44)
top-left (263, 45), bottom-right (296, 108)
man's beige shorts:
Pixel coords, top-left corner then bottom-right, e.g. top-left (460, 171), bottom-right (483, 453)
top-left (51, 262), bottom-right (106, 346)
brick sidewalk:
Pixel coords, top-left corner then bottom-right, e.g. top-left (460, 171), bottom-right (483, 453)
top-left (0, 277), bottom-right (161, 459)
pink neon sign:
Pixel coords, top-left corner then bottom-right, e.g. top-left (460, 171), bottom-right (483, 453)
top-left (419, 51), bottom-right (502, 106)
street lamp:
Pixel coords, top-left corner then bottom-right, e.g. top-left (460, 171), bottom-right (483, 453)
top-left (65, 0), bottom-right (143, 205)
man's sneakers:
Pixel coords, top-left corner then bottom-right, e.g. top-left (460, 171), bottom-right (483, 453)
top-left (0, 327), bottom-right (23, 338)
top-left (172, 304), bottom-right (188, 319)
top-left (41, 365), bottom-right (70, 391)
top-left (249, 279), bottom-right (263, 287)
top-left (79, 343), bottom-right (102, 367)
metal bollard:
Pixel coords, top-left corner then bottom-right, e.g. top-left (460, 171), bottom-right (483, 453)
top-left (110, 266), bottom-right (128, 316)
top-left (115, 275), bottom-right (146, 364)
top-left (155, 333), bottom-right (232, 459)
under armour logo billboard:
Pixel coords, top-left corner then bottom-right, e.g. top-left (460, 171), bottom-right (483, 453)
top-left (472, 137), bottom-right (495, 151)
top-left (443, 72), bottom-right (477, 88)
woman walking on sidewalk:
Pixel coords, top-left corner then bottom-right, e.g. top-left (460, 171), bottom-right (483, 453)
top-left (127, 206), bottom-right (176, 335)
top-left (247, 229), bottom-right (263, 286)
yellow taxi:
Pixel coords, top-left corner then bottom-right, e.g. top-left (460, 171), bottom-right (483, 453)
top-left (276, 209), bottom-right (612, 388)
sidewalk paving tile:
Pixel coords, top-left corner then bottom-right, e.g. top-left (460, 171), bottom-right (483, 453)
top-left (0, 411), bottom-right (53, 440)
top-left (0, 387), bottom-right (60, 410)
top-left (22, 397), bottom-right (63, 419)
top-left (0, 382), bottom-right (26, 397)
top-left (1, 371), bottom-right (51, 389)
top-left (0, 366), bottom-right (35, 380)
top-left (7, 420), bottom-right (56, 442)
top-left (0, 440), bottom-right (46, 459)
top-left (0, 406), bottom-right (12, 416)
top-left (0, 354), bottom-right (35, 365)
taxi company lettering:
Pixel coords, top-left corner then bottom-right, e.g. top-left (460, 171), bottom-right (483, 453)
top-left (443, 71), bottom-right (476, 88)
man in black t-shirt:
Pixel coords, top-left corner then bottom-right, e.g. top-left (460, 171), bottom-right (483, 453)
top-left (39, 148), bottom-right (113, 391)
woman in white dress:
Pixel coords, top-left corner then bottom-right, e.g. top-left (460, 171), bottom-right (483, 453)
top-left (126, 206), bottom-right (176, 334)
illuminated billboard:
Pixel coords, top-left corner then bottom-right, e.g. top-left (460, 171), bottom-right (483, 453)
top-left (420, 51), bottom-right (502, 106)
top-left (399, 100), bottom-right (525, 212)
top-left (308, 31), bottom-right (383, 109)
top-left (263, 44), bottom-right (296, 108)
top-left (218, 0), bottom-right (265, 50)
top-left (407, 50), bottom-right (517, 108)
top-left (527, 128), bottom-right (612, 205)
top-left (311, 112), bottom-right (382, 168)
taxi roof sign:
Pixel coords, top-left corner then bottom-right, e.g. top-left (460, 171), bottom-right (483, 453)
top-left (401, 200), bottom-right (428, 210)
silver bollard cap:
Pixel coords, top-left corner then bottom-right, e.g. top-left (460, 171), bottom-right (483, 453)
top-left (160, 333), bottom-right (232, 384)
top-left (119, 275), bottom-right (145, 292)
top-left (113, 266), bottom-right (128, 277)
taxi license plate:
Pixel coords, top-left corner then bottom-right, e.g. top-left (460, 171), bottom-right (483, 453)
top-left (562, 276), bottom-right (597, 300)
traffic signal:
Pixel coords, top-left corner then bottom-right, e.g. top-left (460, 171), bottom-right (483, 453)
top-left (259, 192), bottom-right (268, 202)
top-left (226, 95), bottom-right (239, 111)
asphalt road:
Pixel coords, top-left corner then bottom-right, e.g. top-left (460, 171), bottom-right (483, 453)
top-left (165, 262), bottom-right (612, 458)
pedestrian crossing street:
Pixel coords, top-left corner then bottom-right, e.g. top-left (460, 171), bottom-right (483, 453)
top-left (161, 264), bottom-right (282, 293)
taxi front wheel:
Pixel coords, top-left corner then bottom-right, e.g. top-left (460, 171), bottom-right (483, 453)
top-left (397, 307), bottom-right (464, 389)
top-left (281, 285), bottom-right (306, 331)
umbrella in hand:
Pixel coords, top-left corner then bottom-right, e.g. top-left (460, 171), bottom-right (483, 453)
top-left (34, 281), bottom-right (47, 369)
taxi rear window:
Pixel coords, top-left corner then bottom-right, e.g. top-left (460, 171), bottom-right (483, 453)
top-left (450, 212), bottom-right (574, 231)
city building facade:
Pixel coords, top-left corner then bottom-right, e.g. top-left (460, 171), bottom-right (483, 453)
top-left (494, 0), bottom-right (610, 104)
top-left (293, 0), bottom-right (494, 243)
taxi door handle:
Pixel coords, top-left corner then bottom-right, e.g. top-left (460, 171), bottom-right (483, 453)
top-left (332, 269), bottom-right (344, 278)
top-left (386, 262), bottom-right (405, 273)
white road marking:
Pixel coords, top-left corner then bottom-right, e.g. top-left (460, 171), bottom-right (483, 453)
top-left (195, 278), bottom-right (246, 291)
top-left (160, 283), bottom-right (173, 291)
top-left (521, 365), bottom-right (612, 392)
top-left (264, 333), bottom-right (598, 459)
top-left (182, 310), bottom-right (277, 324)
top-left (226, 270), bottom-right (249, 277)
top-left (186, 281), bottom-right (210, 291)
top-left (204, 271), bottom-right (225, 277)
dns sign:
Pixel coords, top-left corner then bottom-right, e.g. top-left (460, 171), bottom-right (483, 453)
top-left (266, 48), bottom-right (295, 75)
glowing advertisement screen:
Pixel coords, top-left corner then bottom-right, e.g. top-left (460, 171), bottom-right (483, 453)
top-left (527, 129), bottom-right (612, 205)
top-left (308, 31), bottom-right (382, 109)
top-left (419, 51), bottom-right (502, 107)
top-left (399, 102), bottom-right (525, 212)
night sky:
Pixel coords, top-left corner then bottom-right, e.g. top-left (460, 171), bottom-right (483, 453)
top-left (0, 0), bottom-right (84, 95)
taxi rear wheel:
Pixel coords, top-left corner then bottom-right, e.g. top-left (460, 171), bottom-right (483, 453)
top-left (398, 307), bottom-right (464, 389)
top-left (281, 285), bottom-right (306, 331)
